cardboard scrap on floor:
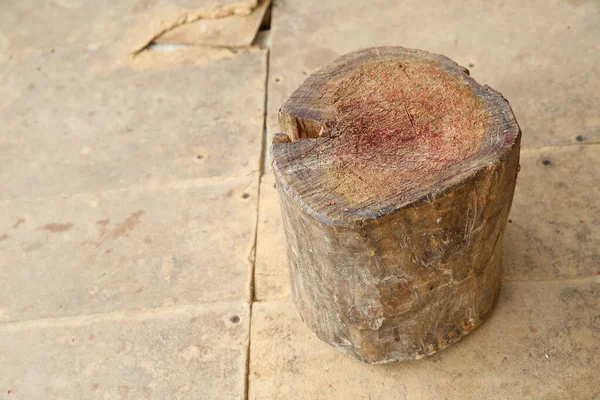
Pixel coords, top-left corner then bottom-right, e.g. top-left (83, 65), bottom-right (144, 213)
top-left (155, 0), bottom-right (270, 48)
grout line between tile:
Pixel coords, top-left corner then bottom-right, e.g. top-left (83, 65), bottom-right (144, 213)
top-left (520, 140), bottom-right (600, 154)
top-left (0, 174), bottom-right (261, 205)
top-left (244, 36), bottom-right (271, 400)
top-left (3, 273), bottom-right (588, 332)
top-left (0, 300), bottom-right (248, 332)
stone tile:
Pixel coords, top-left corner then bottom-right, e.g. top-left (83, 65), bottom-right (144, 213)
top-left (0, 46), bottom-right (266, 200)
top-left (504, 145), bottom-right (600, 281)
top-left (254, 174), bottom-right (290, 301)
top-left (0, 178), bottom-right (257, 322)
top-left (0, 302), bottom-right (249, 399)
top-left (249, 279), bottom-right (599, 400)
top-left (0, 0), bottom-right (260, 53)
top-left (0, 1), bottom-right (135, 51)
top-left (266, 0), bottom-right (600, 173)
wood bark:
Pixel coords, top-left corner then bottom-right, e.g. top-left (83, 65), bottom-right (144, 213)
top-left (271, 47), bottom-right (521, 363)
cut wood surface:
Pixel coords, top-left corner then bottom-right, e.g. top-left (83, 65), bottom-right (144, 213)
top-left (271, 47), bottom-right (521, 363)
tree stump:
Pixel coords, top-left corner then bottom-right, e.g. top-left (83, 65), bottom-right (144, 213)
top-left (271, 47), bottom-right (521, 364)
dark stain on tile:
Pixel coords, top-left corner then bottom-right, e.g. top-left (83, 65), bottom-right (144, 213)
top-left (0, 234), bottom-right (9, 241)
top-left (23, 242), bottom-right (42, 252)
top-left (118, 385), bottom-right (130, 396)
top-left (43, 223), bottom-right (73, 232)
top-left (12, 218), bottom-right (25, 229)
top-left (112, 211), bottom-right (145, 239)
top-left (565, 0), bottom-right (588, 8)
top-left (91, 212), bottom-right (144, 247)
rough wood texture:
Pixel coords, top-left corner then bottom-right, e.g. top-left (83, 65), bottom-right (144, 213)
top-left (271, 47), bottom-right (521, 364)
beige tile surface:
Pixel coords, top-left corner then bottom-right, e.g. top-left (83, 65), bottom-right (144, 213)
top-left (0, 47), bottom-right (265, 200)
top-left (0, 302), bottom-right (249, 400)
top-left (504, 145), bottom-right (600, 281)
top-left (265, 0), bottom-right (600, 172)
top-left (249, 278), bottom-right (599, 400)
top-left (0, 0), bottom-right (260, 53)
top-left (0, 0), bottom-right (267, 200)
top-left (0, 1), bottom-right (137, 51)
top-left (0, 178), bottom-right (257, 322)
top-left (254, 174), bottom-right (289, 301)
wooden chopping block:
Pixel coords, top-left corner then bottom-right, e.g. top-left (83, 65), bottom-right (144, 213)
top-left (270, 47), bottom-right (521, 364)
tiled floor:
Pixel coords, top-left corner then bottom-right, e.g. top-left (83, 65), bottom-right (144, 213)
top-left (0, 0), bottom-right (598, 398)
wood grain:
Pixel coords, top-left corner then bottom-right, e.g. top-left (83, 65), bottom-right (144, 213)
top-left (271, 47), bottom-right (521, 363)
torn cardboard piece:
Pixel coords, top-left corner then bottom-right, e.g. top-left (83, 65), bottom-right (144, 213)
top-left (155, 0), bottom-right (269, 48)
top-left (127, 0), bottom-right (266, 53)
